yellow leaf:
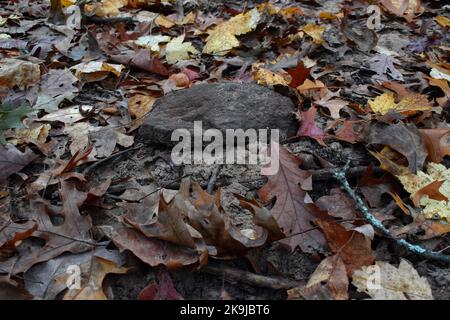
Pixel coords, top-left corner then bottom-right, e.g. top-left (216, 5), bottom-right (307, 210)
top-left (368, 92), bottom-right (431, 115)
top-left (165, 35), bottom-right (198, 64)
top-left (300, 23), bottom-right (325, 44)
top-left (10, 124), bottom-right (51, 145)
top-left (63, 257), bottom-right (128, 300)
top-left (435, 15), bottom-right (450, 27)
top-left (155, 14), bottom-right (175, 28)
top-left (128, 94), bottom-right (155, 130)
top-left (296, 79), bottom-right (325, 91)
top-left (318, 11), bottom-right (343, 20)
top-left (84, 0), bottom-right (127, 17)
top-left (71, 61), bottom-right (124, 81)
top-left (252, 64), bottom-right (291, 86)
top-left (61, 0), bottom-right (76, 7)
top-left (203, 8), bottom-right (261, 55)
top-left (372, 151), bottom-right (450, 223)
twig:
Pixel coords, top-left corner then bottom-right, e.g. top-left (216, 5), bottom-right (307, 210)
top-left (206, 165), bottom-right (221, 194)
top-left (333, 166), bottom-right (450, 263)
top-left (83, 143), bottom-right (143, 175)
top-left (202, 264), bottom-right (300, 290)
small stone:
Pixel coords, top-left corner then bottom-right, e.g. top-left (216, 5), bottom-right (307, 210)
top-left (139, 82), bottom-right (297, 145)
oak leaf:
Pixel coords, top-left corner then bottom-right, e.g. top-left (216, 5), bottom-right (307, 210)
top-left (258, 143), bottom-right (325, 252)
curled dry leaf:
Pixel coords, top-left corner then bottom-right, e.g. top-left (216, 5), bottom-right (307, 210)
top-left (289, 254), bottom-right (348, 300)
top-left (71, 61), bottom-right (124, 82)
top-left (367, 122), bottom-right (428, 173)
top-left (419, 128), bottom-right (450, 163)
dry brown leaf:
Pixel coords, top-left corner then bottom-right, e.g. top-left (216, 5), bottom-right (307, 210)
top-left (352, 259), bottom-right (433, 300)
top-left (258, 143), bottom-right (325, 252)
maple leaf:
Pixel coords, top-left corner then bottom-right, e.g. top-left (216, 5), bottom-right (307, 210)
top-left (258, 143), bottom-right (325, 252)
top-left (419, 128), bottom-right (450, 163)
top-left (203, 8), bottom-right (261, 55)
top-left (296, 107), bottom-right (327, 146)
top-left (367, 122), bottom-right (428, 173)
top-left (286, 61), bottom-right (310, 88)
top-left (352, 259), bottom-right (433, 300)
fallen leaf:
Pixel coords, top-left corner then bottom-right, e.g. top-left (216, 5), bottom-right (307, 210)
top-left (0, 144), bottom-right (37, 182)
top-left (0, 181), bottom-right (93, 274)
top-left (419, 128), bottom-right (450, 163)
top-left (300, 24), bottom-right (325, 44)
top-left (297, 107), bottom-right (327, 146)
top-left (128, 94), bottom-right (156, 131)
top-left (368, 54), bottom-right (404, 82)
top-left (0, 58), bottom-right (40, 89)
top-left (165, 35), bottom-right (198, 64)
top-left (258, 143), bottom-right (325, 252)
top-left (63, 256), bottom-right (128, 300)
top-left (304, 255), bottom-right (348, 300)
top-left (134, 35), bottom-right (171, 52)
top-left (38, 105), bottom-right (94, 124)
top-left (100, 225), bottom-right (200, 268)
top-left (435, 15), bottom-right (450, 28)
top-left (352, 259), bottom-right (433, 300)
top-left (203, 8), bottom-right (261, 55)
top-left (0, 102), bottom-right (33, 144)
top-left (317, 219), bottom-right (375, 275)
top-left (139, 270), bottom-right (183, 300)
top-left (367, 122), bottom-right (428, 173)
top-left (111, 49), bottom-right (169, 76)
top-left (71, 61), bottom-right (124, 82)
top-left (252, 63), bottom-right (291, 86)
top-left (34, 69), bottom-right (79, 112)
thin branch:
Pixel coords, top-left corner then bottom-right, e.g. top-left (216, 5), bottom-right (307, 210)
top-left (333, 167), bottom-right (450, 263)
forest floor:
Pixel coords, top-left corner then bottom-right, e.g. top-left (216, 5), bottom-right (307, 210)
top-left (0, 0), bottom-right (449, 300)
